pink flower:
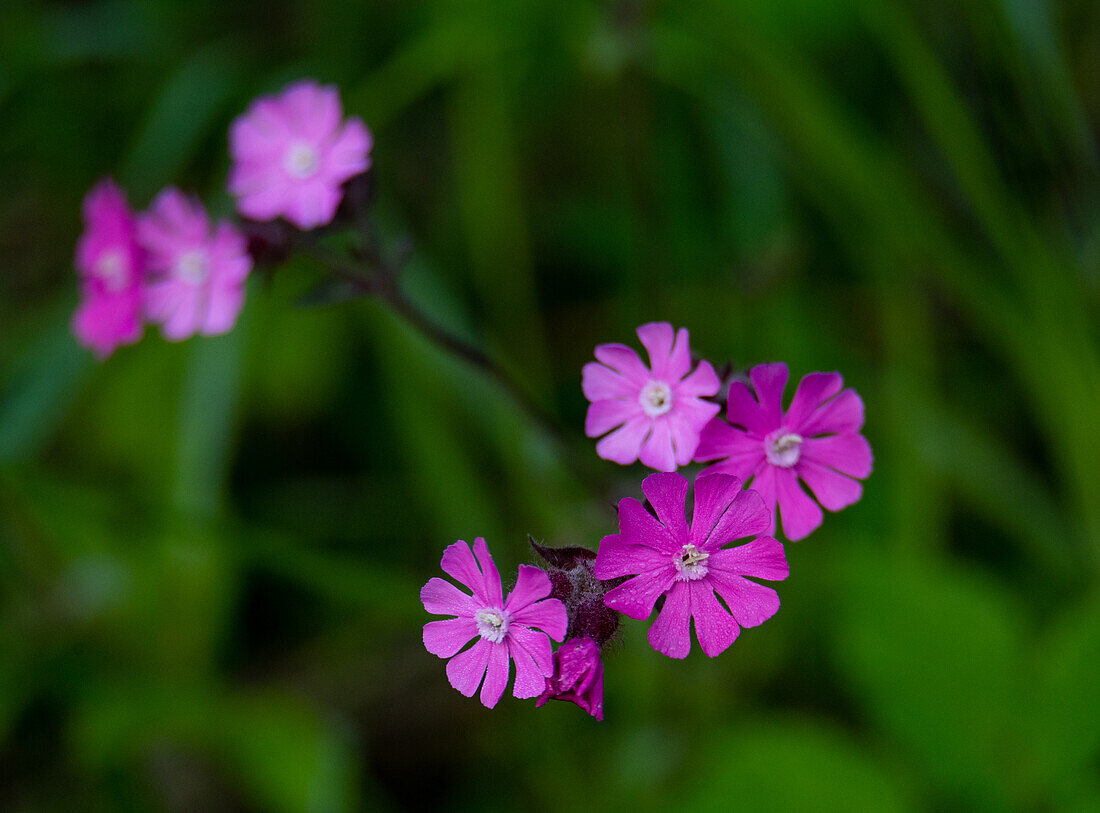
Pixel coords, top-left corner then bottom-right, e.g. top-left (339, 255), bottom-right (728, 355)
top-left (582, 323), bottom-right (721, 471)
top-left (421, 538), bottom-right (568, 708)
top-left (228, 79), bottom-right (372, 230)
top-left (594, 472), bottom-right (788, 659)
top-left (72, 179), bottom-right (145, 357)
top-left (137, 188), bottom-right (252, 341)
top-left (694, 363), bottom-right (873, 541)
top-left (536, 637), bottom-right (604, 720)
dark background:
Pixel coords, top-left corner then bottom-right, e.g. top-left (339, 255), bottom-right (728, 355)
top-left (3, 0), bottom-right (1100, 809)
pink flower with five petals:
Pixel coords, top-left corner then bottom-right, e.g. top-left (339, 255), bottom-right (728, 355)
top-left (582, 323), bottom-right (721, 472)
top-left (694, 363), bottom-right (873, 541)
top-left (228, 79), bottom-right (372, 230)
top-left (421, 538), bottom-right (568, 708)
top-left (594, 472), bottom-right (788, 659)
top-left (137, 188), bottom-right (252, 341)
top-left (72, 179), bottom-right (145, 358)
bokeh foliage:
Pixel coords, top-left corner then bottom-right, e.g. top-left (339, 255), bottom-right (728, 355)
top-left (3, 0), bottom-right (1100, 809)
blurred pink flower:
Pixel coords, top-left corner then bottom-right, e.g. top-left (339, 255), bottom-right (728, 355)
top-left (594, 472), bottom-right (788, 659)
top-left (582, 322), bottom-right (720, 471)
top-left (421, 538), bottom-right (567, 709)
top-left (695, 363), bottom-right (873, 541)
top-left (72, 179), bottom-right (145, 358)
top-left (536, 636), bottom-right (604, 720)
top-left (228, 79), bottom-right (372, 229)
top-left (138, 188), bottom-right (252, 341)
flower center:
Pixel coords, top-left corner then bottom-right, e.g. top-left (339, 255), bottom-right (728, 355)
top-left (765, 429), bottom-right (804, 468)
top-left (475, 608), bottom-right (509, 643)
top-left (639, 380), bottom-right (673, 417)
top-left (674, 544), bottom-right (709, 581)
top-left (175, 250), bottom-right (210, 285)
top-left (284, 142), bottom-right (321, 179)
top-left (94, 249), bottom-right (128, 292)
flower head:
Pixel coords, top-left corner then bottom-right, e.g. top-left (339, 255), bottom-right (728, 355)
top-left (694, 363), bottom-right (873, 541)
top-left (582, 323), bottom-right (721, 471)
top-left (72, 179), bottom-right (145, 357)
top-left (536, 637), bottom-right (604, 720)
top-left (421, 538), bottom-right (568, 708)
top-left (228, 79), bottom-right (372, 230)
top-left (137, 188), bottom-right (252, 341)
top-left (594, 472), bottom-right (788, 659)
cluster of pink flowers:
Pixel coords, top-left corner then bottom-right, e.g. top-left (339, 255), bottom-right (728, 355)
top-left (72, 80), bottom-right (372, 358)
top-left (422, 323), bottom-right (872, 720)
top-left (74, 81), bottom-right (869, 724)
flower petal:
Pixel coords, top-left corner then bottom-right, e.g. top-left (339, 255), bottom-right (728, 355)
top-left (677, 359), bottom-right (720, 397)
top-left (638, 419), bottom-right (677, 472)
top-left (582, 361), bottom-right (637, 401)
top-left (708, 571), bottom-right (781, 628)
top-left (440, 540), bottom-right (491, 604)
top-left (647, 581), bottom-right (692, 659)
top-left (618, 497), bottom-right (678, 552)
top-left (775, 468), bottom-right (824, 541)
top-left (593, 533), bottom-right (670, 580)
top-left (690, 472), bottom-right (744, 544)
top-left (704, 488), bottom-right (771, 550)
top-left (800, 434), bottom-right (873, 479)
top-left (509, 626), bottom-right (555, 679)
top-left (636, 322), bottom-right (676, 377)
top-left (602, 567), bottom-right (677, 620)
top-left (479, 641), bottom-right (510, 708)
top-left (472, 537), bottom-right (503, 608)
top-left (510, 597), bottom-right (567, 642)
top-left (420, 576), bottom-right (477, 617)
top-left (708, 537), bottom-right (788, 581)
top-left (423, 617), bottom-right (478, 658)
top-left (689, 581), bottom-right (740, 657)
top-left (445, 638), bottom-right (491, 698)
top-left (593, 343), bottom-right (650, 384)
top-left (747, 464), bottom-right (779, 536)
top-left (585, 398), bottom-right (639, 437)
top-left (508, 635), bottom-right (548, 699)
top-left (798, 459), bottom-right (865, 512)
top-left (783, 372), bottom-right (843, 430)
top-left (749, 363), bottom-right (789, 429)
top-left (641, 472), bottom-right (689, 541)
top-left (595, 416), bottom-right (652, 465)
top-left (503, 564), bottom-right (552, 614)
top-left (799, 388), bottom-right (865, 436)
top-left (726, 382), bottom-right (772, 435)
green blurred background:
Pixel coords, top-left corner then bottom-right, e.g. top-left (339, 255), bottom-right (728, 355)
top-left (3, 0), bottom-right (1100, 809)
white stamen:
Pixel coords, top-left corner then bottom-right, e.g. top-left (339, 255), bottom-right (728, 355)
top-left (94, 249), bottom-right (128, 292)
top-left (674, 544), bottom-right (709, 581)
top-left (284, 142), bottom-right (321, 179)
top-left (639, 380), bottom-right (673, 417)
top-left (175, 250), bottom-right (210, 285)
top-left (475, 608), bottom-right (509, 643)
top-left (765, 430), bottom-right (804, 468)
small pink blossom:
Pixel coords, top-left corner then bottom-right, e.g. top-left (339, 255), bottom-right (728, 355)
top-left (594, 472), bottom-right (788, 659)
top-left (421, 538), bottom-right (568, 708)
top-left (72, 179), bottom-right (145, 358)
top-left (695, 363), bottom-right (873, 541)
top-left (228, 79), bottom-right (372, 230)
top-left (582, 323), bottom-right (721, 471)
top-left (536, 636), bottom-right (604, 720)
top-left (137, 188), bottom-right (252, 341)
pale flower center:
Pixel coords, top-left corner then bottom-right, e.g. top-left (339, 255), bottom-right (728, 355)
top-left (175, 250), bottom-right (210, 286)
top-left (765, 429), bottom-right (804, 468)
top-left (475, 608), bottom-right (509, 643)
top-left (674, 544), bottom-right (709, 581)
top-left (284, 141), bottom-right (321, 179)
top-left (639, 380), bottom-right (673, 417)
top-left (94, 249), bottom-right (128, 292)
